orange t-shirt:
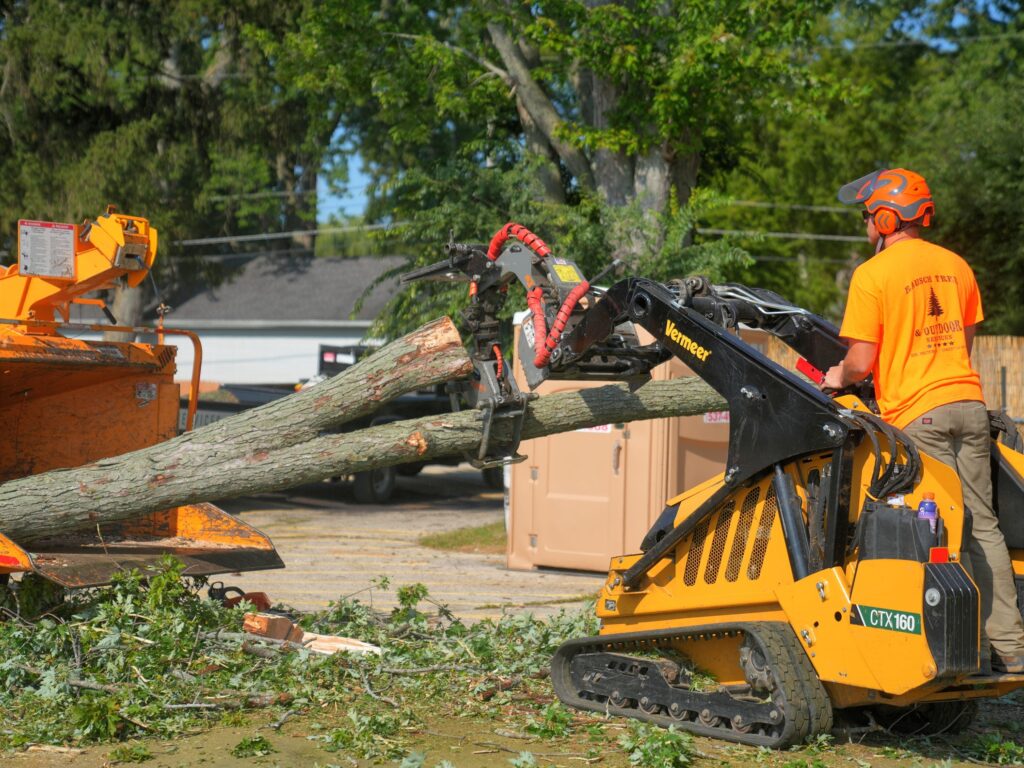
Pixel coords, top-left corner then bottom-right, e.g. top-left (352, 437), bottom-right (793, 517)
top-left (839, 238), bottom-right (985, 429)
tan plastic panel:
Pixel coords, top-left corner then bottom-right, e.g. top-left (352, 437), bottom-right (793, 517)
top-left (508, 322), bottom-right (769, 572)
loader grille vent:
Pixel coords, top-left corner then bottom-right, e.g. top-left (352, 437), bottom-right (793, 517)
top-left (725, 487), bottom-right (760, 582)
top-left (684, 517), bottom-right (711, 586)
top-left (157, 347), bottom-right (175, 368)
top-left (747, 482), bottom-right (778, 580)
top-left (704, 500), bottom-right (735, 584)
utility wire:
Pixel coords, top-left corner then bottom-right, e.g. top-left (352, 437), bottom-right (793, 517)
top-left (172, 210), bottom-right (860, 249)
top-left (207, 183), bottom-right (371, 202)
top-left (172, 221), bottom-right (403, 247)
top-left (728, 200), bottom-right (855, 214)
top-left (697, 227), bottom-right (864, 243)
top-left (819, 30), bottom-right (1024, 49)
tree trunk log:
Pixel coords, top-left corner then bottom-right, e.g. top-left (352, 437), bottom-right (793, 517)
top-left (0, 367), bottom-right (724, 545)
top-left (0, 317), bottom-right (472, 545)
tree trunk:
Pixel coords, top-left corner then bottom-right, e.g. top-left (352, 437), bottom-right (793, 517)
top-left (0, 316), bottom-right (473, 545)
top-left (102, 283), bottom-right (147, 342)
top-left (0, 350), bottom-right (725, 546)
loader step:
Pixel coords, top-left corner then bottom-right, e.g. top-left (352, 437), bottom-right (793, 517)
top-left (550, 622), bottom-right (832, 748)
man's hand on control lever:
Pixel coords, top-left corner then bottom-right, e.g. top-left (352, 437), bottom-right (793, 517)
top-left (821, 362), bottom-right (845, 393)
top-left (820, 339), bottom-right (878, 395)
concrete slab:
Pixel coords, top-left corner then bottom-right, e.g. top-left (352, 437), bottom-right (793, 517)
top-left (218, 465), bottom-right (606, 622)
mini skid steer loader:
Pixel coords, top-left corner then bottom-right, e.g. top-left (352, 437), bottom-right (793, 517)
top-left (403, 223), bottom-right (1024, 747)
top-left (0, 209), bottom-right (282, 592)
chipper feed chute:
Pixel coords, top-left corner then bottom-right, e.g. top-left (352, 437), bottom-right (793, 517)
top-left (0, 209), bottom-right (282, 589)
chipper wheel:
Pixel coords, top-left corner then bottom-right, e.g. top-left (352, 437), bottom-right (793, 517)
top-left (550, 621), bottom-right (832, 748)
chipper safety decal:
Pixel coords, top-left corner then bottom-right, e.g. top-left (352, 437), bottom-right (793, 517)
top-left (849, 604), bottom-right (922, 635)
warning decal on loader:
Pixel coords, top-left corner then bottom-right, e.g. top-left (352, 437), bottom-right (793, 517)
top-left (850, 604), bottom-right (921, 635)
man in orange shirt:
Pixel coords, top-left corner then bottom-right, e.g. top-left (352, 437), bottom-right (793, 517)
top-left (824, 168), bottom-right (1024, 673)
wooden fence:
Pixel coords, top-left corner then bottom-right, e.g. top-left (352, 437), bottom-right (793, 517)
top-left (758, 334), bottom-right (1024, 420)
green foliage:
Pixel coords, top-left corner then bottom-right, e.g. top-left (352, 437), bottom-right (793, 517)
top-left (618, 722), bottom-right (695, 768)
top-left (231, 734), bottom-right (276, 758)
top-left (261, 0), bottom-right (831, 336)
top-left (525, 702), bottom-right (574, 739)
top-left (509, 752), bottom-right (538, 768)
top-left (963, 733), bottom-right (1024, 765)
top-left (0, 562), bottom-right (598, 753)
top-left (0, 1), bottom-right (333, 300)
top-left (419, 521), bottom-right (507, 553)
top-left (108, 743), bottom-right (154, 763)
top-left (319, 710), bottom-right (411, 760)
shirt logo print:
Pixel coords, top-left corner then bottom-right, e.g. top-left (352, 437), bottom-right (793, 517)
top-left (927, 287), bottom-right (944, 319)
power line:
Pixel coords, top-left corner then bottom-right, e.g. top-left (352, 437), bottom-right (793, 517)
top-left (207, 183), bottom-right (371, 203)
top-left (697, 227), bottom-right (864, 243)
top-left (729, 200), bottom-right (854, 214)
top-left (169, 221), bottom-right (860, 251)
top-left (172, 221), bottom-right (405, 247)
top-left (819, 30), bottom-right (1024, 50)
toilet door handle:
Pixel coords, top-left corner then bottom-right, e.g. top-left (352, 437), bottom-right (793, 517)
top-left (612, 440), bottom-right (622, 474)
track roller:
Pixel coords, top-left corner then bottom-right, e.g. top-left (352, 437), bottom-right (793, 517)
top-left (550, 621), bottom-right (832, 748)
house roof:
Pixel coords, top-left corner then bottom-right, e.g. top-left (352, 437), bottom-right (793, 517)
top-left (167, 254), bottom-right (407, 325)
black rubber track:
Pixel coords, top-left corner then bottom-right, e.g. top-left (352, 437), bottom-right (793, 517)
top-left (550, 621), bottom-right (833, 748)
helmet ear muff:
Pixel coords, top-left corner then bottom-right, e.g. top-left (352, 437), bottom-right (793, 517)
top-left (873, 207), bottom-right (899, 236)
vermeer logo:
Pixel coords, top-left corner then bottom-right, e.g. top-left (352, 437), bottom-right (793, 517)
top-left (850, 603), bottom-right (921, 634)
top-left (665, 320), bottom-right (711, 362)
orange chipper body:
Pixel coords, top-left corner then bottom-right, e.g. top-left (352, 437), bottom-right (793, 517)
top-left (0, 209), bottom-right (282, 587)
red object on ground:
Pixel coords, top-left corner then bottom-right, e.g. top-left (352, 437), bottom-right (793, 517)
top-left (225, 591), bottom-right (272, 611)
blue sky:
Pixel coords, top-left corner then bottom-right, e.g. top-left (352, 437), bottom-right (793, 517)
top-left (316, 156), bottom-right (371, 222)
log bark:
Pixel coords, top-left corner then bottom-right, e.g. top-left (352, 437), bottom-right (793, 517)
top-left (0, 317), bottom-right (472, 544)
top-left (0, 370), bottom-right (725, 544)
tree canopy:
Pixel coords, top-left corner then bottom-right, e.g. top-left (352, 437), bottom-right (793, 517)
top-left (1, 1), bottom-right (1022, 333)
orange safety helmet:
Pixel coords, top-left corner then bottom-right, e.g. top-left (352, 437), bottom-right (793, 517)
top-left (837, 168), bottom-right (935, 236)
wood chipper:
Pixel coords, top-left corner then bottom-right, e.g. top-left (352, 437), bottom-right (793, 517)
top-left (404, 223), bottom-right (1024, 746)
top-left (0, 209), bottom-right (282, 589)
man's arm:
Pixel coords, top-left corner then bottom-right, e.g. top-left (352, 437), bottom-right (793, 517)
top-left (822, 340), bottom-right (878, 391)
top-left (965, 324), bottom-right (976, 356)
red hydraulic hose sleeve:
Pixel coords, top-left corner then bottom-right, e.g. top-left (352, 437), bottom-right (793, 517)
top-left (469, 281), bottom-right (478, 298)
top-left (534, 280), bottom-right (590, 369)
top-left (487, 222), bottom-right (552, 261)
top-left (492, 344), bottom-right (504, 379)
top-left (526, 286), bottom-right (548, 361)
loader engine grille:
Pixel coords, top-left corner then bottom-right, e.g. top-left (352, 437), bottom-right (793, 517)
top-left (680, 480), bottom-right (781, 589)
top-left (704, 499), bottom-right (735, 584)
top-left (747, 482), bottom-right (778, 580)
top-left (725, 487), bottom-right (760, 582)
top-left (684, 517), bottom-right (711, 586)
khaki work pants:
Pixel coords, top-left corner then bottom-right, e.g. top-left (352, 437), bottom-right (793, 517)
top-left (902, 400), bottom-right (1024, 657)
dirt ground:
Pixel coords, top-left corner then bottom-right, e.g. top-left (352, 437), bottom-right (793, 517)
top-left (8, 465), bottom-right (1024, 767)
top-left (219, 465), bottom-right (606, 621)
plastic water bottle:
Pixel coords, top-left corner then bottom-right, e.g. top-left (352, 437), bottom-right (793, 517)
top-left (917, 491), bottom-right (938, 534)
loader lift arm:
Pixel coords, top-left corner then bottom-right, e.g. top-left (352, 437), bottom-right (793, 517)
top-left (553, 277), bottom-right (863, 588)
top-left (403, 226), bottom-right (918, 588)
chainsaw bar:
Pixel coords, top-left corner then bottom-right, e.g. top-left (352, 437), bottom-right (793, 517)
top-left (550, 621), bottom-right (832, 748)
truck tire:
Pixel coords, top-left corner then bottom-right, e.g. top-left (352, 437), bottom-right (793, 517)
top-left (482, 466), bottom-right (504, 490)
top-left (353, 466), bottom-right (397, 504)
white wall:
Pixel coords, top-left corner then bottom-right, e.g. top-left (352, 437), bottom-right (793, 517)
top-left (169, 327), bottom-right (371, 385)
